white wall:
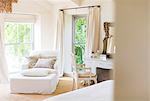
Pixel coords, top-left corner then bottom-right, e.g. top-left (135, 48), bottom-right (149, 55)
top-left (40, 12), bottom-right (56, 50)
top-left (0, 14), bottom-right (5, 44)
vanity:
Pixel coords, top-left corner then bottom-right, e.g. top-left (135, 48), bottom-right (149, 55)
top-left (85, 58), bottom-right (113, 83)
top-left (85, 22), bottom-right (114, 83)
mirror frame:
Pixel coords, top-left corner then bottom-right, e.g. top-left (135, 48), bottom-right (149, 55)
top-left (102, 22), bottom-right (114, 55)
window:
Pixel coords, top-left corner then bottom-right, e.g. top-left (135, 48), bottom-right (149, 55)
top-left (73, 16), bottom-right (87, 64)
top-left (4, 22), bottom-right (34, 73)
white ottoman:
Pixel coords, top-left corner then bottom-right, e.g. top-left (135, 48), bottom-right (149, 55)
top-left (10, 73), bottom-right (59, 94)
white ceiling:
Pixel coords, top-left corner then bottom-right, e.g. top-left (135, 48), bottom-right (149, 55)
top-left (31, 0), bottom-right (83, 10)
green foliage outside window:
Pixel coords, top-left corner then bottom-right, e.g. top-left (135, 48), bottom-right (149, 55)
top-left (4, 22), bottom-right (33, 72)
top-left (74, 17), bottom-right (87, 64)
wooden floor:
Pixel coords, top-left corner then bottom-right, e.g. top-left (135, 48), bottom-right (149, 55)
top-left (0, 77), bottom-right (77, 101)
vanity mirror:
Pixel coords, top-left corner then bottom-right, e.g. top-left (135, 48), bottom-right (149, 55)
top-left (102, 22), bottom-right (115, 58)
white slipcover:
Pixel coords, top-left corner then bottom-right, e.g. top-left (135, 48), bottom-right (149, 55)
top-left (10, 73), bottom-right (59, 94)
top-left (10, 50), bottom-right (59, 94)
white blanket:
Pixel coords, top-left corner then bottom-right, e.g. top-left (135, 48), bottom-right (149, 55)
top-left (44, 80), bottom-right (114, 101)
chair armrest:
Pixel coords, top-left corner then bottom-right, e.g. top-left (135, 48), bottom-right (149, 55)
top-left (83, 67), bottom-right (92, 74)
top-left (80, 67), bottom-right (91, 71)
top-left (84, 67), bottom-right (92, 70)
top-left (77, 67), bottom-right (92, 74)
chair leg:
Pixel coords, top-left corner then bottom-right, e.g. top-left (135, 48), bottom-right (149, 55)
top-left (87, 79), bottom-right (90, 86)
top-left (72, 78), bottom-right (75, 91)
top-left (75, 78), bottom-right (78, 89)
top-left (94, 78), bottom-right (97, 84)
top-left (72, 78), bottom-right (79, 90)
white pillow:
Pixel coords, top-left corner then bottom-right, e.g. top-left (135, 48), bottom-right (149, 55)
top-left (34, 58), bottom-right (54, 68)
top-left (21, 68), bottom-right (55, 77)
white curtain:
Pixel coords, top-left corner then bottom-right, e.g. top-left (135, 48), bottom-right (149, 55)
top-left (86, 7), bottom-right (101, 57)
top-left (0, 14), bottom-right (8, 83)
top-left (55, 11), bottom-right (65, 77)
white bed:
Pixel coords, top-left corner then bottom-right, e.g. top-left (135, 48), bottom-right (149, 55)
top-left (43, 80), bottom-right (114, 101)
top-left (10, 73), bottom-right (59, 94)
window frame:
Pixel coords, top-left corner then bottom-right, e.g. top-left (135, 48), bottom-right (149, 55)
top-left (4, 22), bottom-right (35, 73)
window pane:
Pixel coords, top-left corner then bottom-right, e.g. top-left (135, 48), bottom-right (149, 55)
top-left (74, 17), bottom-right (87, 45)
top-left (73, 17), bottom-right (87, 64)
top-left (18, 44), bottom-right (32, 57)
top-left (4, 22), bottom-right (34, 73)
top-left (5, 45), bottom-right (21, 72)
top-left (25, 24), bottom-right (32, 43)
top-left (18, 24), bottom-right (32, 43)
top-left (5, 44), bottom-right (32, 73)
top-left (4, 23), bottom-right (18, 43)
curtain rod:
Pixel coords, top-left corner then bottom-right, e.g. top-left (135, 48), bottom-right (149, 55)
top-left (60, 5), bottom-right (100, 11)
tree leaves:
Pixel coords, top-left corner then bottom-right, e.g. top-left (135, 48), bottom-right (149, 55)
top-left (74, 17), bottom-right (87, 64)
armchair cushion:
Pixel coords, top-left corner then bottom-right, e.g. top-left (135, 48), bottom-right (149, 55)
top-left (22, 50), bottom-right (58, 69)
top-left (21, 68), bottom-right (55, 77)
top-left (34, 58), bottom-right (56, 69)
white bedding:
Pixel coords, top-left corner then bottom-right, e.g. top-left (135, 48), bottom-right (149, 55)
top-left (10, 73), bottom-right (59, 94)
top-left (44, 80), bottom-right (114, 101)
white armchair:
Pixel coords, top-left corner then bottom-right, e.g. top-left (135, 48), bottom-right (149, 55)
top-left (10, 50), bottom-right (59, 94)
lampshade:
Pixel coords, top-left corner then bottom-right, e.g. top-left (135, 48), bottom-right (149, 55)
top-left (0, 0), bottom-right (18, 13)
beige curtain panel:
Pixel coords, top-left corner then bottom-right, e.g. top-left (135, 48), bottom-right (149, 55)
top-left (86, 7), bottom-right (101, 57)
top-left (55, 11), bottom-right (65, 77)
top-left (0, 15), bottom-right (8, 83)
